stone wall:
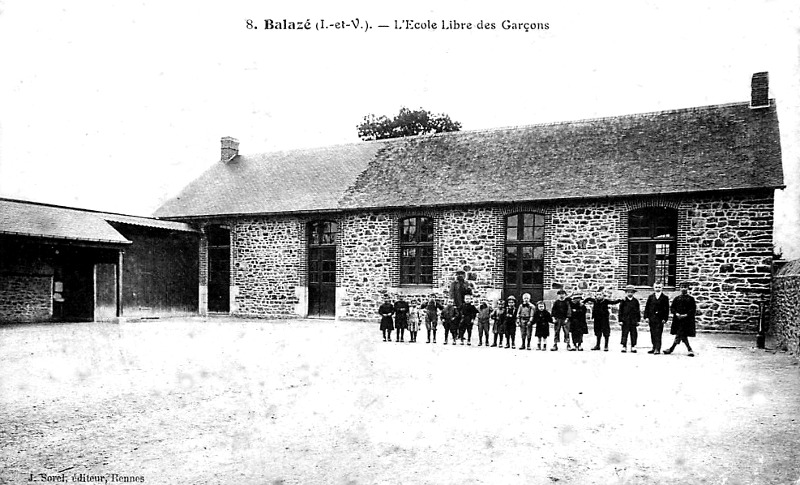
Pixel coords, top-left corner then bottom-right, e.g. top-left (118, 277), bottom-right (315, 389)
top-left (338, 211), bottom-right (394, 318)
top-left (0, 274), bottom-right (52, 322)
top-left (550, 202), bottom-right (621, 296)
top-left (684, 194), bottom-right (774, 330)
top-left (210, 190), bottom-right (774, 330)
top-left (772, 260), bottom-right (800, 358)
top-left (231, 216), bottom-right (302, 318)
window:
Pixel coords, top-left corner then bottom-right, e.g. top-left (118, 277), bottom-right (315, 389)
top-left (628, 207), bottom-right (677, 287)
top-left (400, 216), bottom-right (433, 285)
top-left (504, 213), bottom-right (545, 301)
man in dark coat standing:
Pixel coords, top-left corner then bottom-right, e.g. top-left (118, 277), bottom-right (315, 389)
top-left (644, 282), bottom-right (670, 355)
top-left (618, 285), bottom-right (641, 353)
top-left (449, 270), bottom-right (472, 308)
top-left (665, 281), bottom-right (697, 357)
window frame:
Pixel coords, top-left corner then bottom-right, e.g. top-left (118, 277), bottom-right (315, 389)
top-left (399, 216), bottom-right (434, 286)
top-left (627, 207), bottom-right (677, 287)
top-left (504, 212), bottom-right (546, 290)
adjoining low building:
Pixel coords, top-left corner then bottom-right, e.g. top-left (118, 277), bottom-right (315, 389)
top-left (0, 198), bottom-right (199, 323)
top-left (155, 73), bottom-right (784, 331)
top-left (772, 259), bottom-right (800, 357)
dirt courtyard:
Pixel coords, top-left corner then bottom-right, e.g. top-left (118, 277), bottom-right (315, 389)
top-left (1, 318), bottom-right (798, 485)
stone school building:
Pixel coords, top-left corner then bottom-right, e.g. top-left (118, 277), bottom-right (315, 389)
top-left (155, 73), bottom-right (784, 331)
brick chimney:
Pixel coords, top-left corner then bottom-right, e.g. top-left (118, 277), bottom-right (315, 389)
top-left (221, 136), bottom-right (239, 163)
top-left (750, 72), bottom-right (769, 109)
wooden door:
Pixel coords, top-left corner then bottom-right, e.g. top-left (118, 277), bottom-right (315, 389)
top-left (308, 221), bottom-right (337, 318)
top-left (207, 226), bottom-right (230, 313)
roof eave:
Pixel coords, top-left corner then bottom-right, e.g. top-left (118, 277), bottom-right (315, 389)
top-left (156, 185), bottom-right (781, 220)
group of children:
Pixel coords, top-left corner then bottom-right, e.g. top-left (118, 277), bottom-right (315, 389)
top-left (377, 281), bottom-right (698, 356)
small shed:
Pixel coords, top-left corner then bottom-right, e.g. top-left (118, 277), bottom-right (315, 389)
top-left (0, 198), bottom-right (199, 322)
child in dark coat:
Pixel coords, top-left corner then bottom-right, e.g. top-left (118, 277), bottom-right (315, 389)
top-left (533, 301), bottom-right (552, 351)
top-left (378, 295), bottom-right (395, 342)
top-left (424, 299), bottom-right (442, 344)
top-left (459, 294), bottom-right (479, 345)
top-left (618, 285), bottom-right (642, 353)
top-left (551, 289), bottom-right (573, 351)
top-left (584, 288), bottom-right (621, 351)
top-left (490, 300), bottom-right (506, 348)
top-left (394, 298), bottom-right (410, 343)
top-left (504, 295), bottom-right (518, 349)
top-left (569, 293), bottom-right (588, 351)
top-left (477, 302), bottom-right (492, 346)
top-left (441, 302), bottom-right (459, 345)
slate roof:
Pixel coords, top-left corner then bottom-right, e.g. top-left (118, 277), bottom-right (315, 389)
top-left (154, 101), bottom-right (784, 218)
top-left (0, 198), bottom-right (197, 245)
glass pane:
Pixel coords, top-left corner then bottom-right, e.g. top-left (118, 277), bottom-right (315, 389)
top-left (533, 246), bottom-right (544, 260)
top-left (506, 215), bottom-right (518, 241)
top-left (522, 273), bottom-right (533, 284)
top-left (533, 226), bottom-right (544, 241)
top-left (506, 272), bottom-right (517, 284)
top-left (533, 273), bottom-right (544, 284)
top-left (524, 213), bottom-right (533, 226)
top-left (419, 217), bottom-right (433, 242)
top-left (523, 225), bottom-right (534, 241)
top-left (506, 246), bottom-right (518, 271)
top-left (402, 219), bottom-right (417, 243)
top-left (535, 214), bottom-right (545, 226)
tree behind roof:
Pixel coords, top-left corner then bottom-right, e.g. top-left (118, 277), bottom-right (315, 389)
top-left (357, 107), bottom-right (462, 141)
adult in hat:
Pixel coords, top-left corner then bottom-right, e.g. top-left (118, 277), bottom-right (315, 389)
top-left (618, 285), bottom-right (641, 353)
top-left (449, 270), bottom-right (472, 307)
top-left (644, 281), bottom-right (670, 354)
top-left (551, 288), bottom-right (572, 351)
top-left (665, 281), bottom-right (696, 356)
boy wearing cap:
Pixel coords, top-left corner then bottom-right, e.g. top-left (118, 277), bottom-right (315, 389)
top-left (394, 297), bottom-right (410, 343)
top-left (665, 282), bottom-right (697, 356)
top-left (551, 289), bottom-right (572, 351)
top-left (459, 293), bottom-right (479, 345)
top-left (504, 295), bottom-right (518, 349)
top-left (644, 282), bottom-right (670, 354)
top-left (490, 300), bottom-right (506, 347)
top-left (477, 301), bottom-right (492, 346)
top-left (378, 294), bottom-right (395, 342)
top-left (583, 288), bottom-right (621, 351)
top-left (619, 285), bottom-right (642, 353)
top-left (517, 293), bottom-right (535, 350)
top-left (441, 300), bottom-right (459, 345)
top-left (568, 293), bottom-right (588, 351)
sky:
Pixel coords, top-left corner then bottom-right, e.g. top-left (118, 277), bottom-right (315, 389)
top-left (0, 0), bottom-right (798, 257)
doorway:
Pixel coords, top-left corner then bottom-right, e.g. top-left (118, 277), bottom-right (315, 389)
top-left (307, 221), bottom-right (337, 318)
top-left (207, 226), bottom-right (230, 313)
